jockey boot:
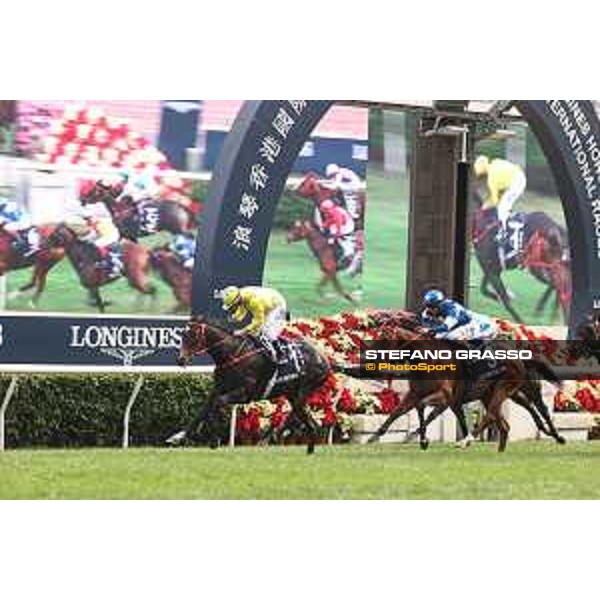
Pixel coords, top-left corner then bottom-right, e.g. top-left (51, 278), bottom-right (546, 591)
top-left (496, 226), bottom-right (508, 267)
top-left (109, 253), bottom-right (123, 277)
top-left (25, 228), bottom-right (41, 257)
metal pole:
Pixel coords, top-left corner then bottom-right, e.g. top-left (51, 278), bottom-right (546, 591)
top-left (228, 405), bottom-right (238, 448)
top-left (0, 376), bottom-right (19, 451)
top-left (122, 375), bottom-right (145, 449)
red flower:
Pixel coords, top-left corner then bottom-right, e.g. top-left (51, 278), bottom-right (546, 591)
top-left (271, 410), bottom-right (288, 429)
top-left (237, 408), bottom-right (261, 433)
top-left (322, 373), bottom-right (339, 394)
top-left (308, 391), bottom-right (327, 410)
top-left (338, 388), bottom-right (356, 413)
top-left (341, 313), bottom-right (360, 331)
top-left (377, 389), bottom-right (402, 414)
top-left (293, 322), bottom-right (314, 337)
top-left (575, 387), bottom-right (597, 412)
top-left (321, 407), bottom-right (337, 427)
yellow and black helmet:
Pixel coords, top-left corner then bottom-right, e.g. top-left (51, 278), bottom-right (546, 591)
top-left (221, 286), bottom-right (242, 312)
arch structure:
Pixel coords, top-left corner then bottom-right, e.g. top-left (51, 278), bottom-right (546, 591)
top-left (192, 100), bottom-right (600, 336)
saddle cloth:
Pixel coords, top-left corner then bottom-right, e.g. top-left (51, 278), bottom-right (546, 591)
top-left (466, 357), bottom-right (507, 382)
top-left (138, 203), bottom-right (161, 235)
top-left (499, 213), bottom-right (527, 265)
top-left (263, 339), bottom-right (307, 397)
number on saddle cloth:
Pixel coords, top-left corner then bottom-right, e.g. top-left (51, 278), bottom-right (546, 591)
top-left (261, 337), bottom-right (307, 397)
top-left (464, 341), bottom-right (507, 381)
top-left (138, 203), bottom-right (161, 235)
top-left (499, 213), bottom-right (526, 265)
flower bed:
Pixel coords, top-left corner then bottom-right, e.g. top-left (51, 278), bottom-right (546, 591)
top-left (234, 311), bottom-right (600, 445)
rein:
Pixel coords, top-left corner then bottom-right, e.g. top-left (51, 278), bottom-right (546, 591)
top-left (472, 213), bottom-right (499, 246)
top-left (190, 323), bottom-right (264, 370)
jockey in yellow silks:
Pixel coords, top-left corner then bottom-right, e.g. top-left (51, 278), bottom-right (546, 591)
top-left (221, 286), bottom-right (288, 359)
top-left (474, 155), bottom-right (527, 234)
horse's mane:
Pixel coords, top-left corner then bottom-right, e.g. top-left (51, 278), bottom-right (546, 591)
top-left (190, 314), bottom-right (231, 333)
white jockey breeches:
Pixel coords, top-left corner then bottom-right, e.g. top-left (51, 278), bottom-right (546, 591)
top-left (497, 171), bottom-right (527, 227)
top-left (337, 233), bottom-right (356, 258)
top-left (262, 306), bottom-right (288, 339)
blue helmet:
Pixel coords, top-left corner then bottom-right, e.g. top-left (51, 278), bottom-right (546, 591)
top-left (423, 289), bottom-right (445, 306)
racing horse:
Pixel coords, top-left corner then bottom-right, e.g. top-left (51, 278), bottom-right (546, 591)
top-left (149, 246), bottom-right (192, 313)
top-left (295, 172), bottom-right (366, 230)
top-left (287, 220), bottom-right (360, 303)
top-left (472, 193), bottom-right (571, 323)
top-left (0, 225), bottom-right (65, 307)
top-left (43, 223), bottom-right (156, 311)
top-left (80, 181), bottom-right (198, 242)
top-left (168, 316), bottom-right (331, 455)
top-left (350, 316), bottom-right (565, 452)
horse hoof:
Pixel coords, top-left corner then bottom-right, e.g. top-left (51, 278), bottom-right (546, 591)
top-left (420, 441), bottom-right (430, 451)
top-left (557, 436), bottom-right (567, 445)
top-left (455, 434), bottom-right (475, 449)
top-left (307, 446), bottom-right (315, 456)
top-left (166, 431), bottom-right (186, 446)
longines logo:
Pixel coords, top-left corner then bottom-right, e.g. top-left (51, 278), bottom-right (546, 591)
top-left (69, 325), bottom-right (185, 366)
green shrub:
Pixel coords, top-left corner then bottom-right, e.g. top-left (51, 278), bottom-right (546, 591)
top-left (1, 374), bottom-right (214, 449)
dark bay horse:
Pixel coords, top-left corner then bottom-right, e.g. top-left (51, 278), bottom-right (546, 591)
top-left (0, 226), bottom-right (65, 307)
top-left (81, 181), bottom-right (198, 242)
top-left (169, 317), bottom-right (331, 454)
top-left (287, 220), bottom-right (359, 304)
top-left (472, 198), bottom-right (571, 323)
top-left (150, 246), bottom-right (192, 312)
top-left (44, 224), bottom-right (156, 311)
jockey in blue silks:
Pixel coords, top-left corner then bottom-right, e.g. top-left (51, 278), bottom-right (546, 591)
top-left (420, 289), bottom-right (498, 341)
top-left (0, 198), bottom-right (40, 257)
top-left (170, 234), bottom-right (196, 270)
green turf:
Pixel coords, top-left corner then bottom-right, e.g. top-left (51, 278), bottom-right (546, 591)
top-left (1, 442), bottom-right (599, 499)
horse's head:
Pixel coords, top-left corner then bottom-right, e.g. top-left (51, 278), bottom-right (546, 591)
top-left (287, 220), bottom-right (312, 244)
top-left (295, 172), bottom-right (323, 201)
top-left (178, 316), bottom-right (208, 367)
top-left (79, 179), bottom-right (121, 206)
top-left (472, 205), bottom-right (499, 242)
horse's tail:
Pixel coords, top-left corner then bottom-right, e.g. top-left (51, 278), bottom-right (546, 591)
top-left (526, 358), bottom-right (562, 387)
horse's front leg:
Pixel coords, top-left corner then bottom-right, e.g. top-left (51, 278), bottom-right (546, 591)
top-left (291, 389), bottom-right (321, 456)
top-left (167, 387), bottom-right (246, 448)
top-left (406, 404), bottom-right (451, 449)
top-left (368, 390), bottom-right (417, 444)
top-left (415, 404), bottom-right (430, 450)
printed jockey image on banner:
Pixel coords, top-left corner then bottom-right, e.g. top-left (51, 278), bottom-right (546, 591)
top-left (469, 124), bottom-right (572, 328)
top-left (0, 100), bottom-right (205, 317)
top-left (264, 105), bottom-right (368, 316)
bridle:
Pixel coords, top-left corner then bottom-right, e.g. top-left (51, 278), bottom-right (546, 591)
top-left (181, 321), bottom-right (263, 369)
